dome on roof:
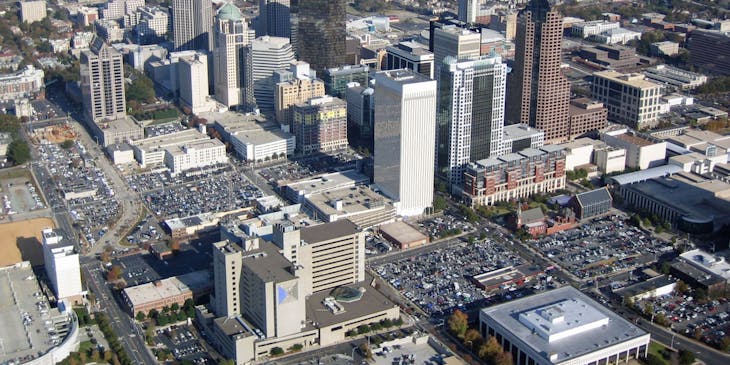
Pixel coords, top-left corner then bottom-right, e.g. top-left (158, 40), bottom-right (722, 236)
top-left (217, 2), bottom-right (243, 21)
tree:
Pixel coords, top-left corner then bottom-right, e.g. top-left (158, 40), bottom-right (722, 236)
top-left (433, 196), bottom-right (448, 212)
top-left (107, 265), bottom-right (123, 281)
top-left (494, 351), bottom-right (513, 365)
top-left (720, 336), bottom-right (730, 352)
top-left (270, 347), bottom-right (284, 356)
top-left (675, 280), bottom-right (689, 294)
top-left (447, 309), bottom-right (469, 338)
top-left (679, 349), bottom-right (695, 365)
top-left (358, 342), bottom-right (373, 359)
top-left (478, 336), bottom-right (502, 360)
top-left (8, 140), bottom-right (30, 164)
top-left (170, 303), bottom-right (180, 312)
top-left (463, 328), bottom-right (482, 349)
top-left (61, 139), bottom-right (75, 149)
top-left (135, 311), bottom-right (146, 321)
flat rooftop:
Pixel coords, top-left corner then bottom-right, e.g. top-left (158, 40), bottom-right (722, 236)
top-left (379, 221), bottom-right (427, 244)
top-left (481, 286), bottom-right (648, 364)
top-left (281, 170), bottom-right (370, 194)
top-left (242, 243), bottom-right (296, 284)
top-left (613, 133), bottom-right (655, 147)
top-left (503, 124), bottom-right (542, 139)
top-left (123, 270), bottom-right (211, 307)
top-left (594, 70), bottom-right (662, 90)
top-left (0, 262), bottom-right (70, 364)
top-left (300, 219), bottom-right (359, 244)
top-left (305, 186), bottom-right (392, 217)
top-left (166, 138), bottom-right (224, 156)
top-left (133, 128), bottom-right (209, 152)
top-left (96, 116), bottom-right (143, 133)
top-left (214, 315), bottom-right (256, 338)
top-left (680, 249), bottom-right (730, 280)
top-left (615, 275), bottom-right (676, 298)
top-left (305, 279), bottom-right (397, 328)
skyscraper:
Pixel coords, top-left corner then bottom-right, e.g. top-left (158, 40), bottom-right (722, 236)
top-left (80, 37), bottom-right (126, 122)
top-left (507, 0), bottom-right (571, 143)
top-left (179, 53), bottom-right (213, 114)
top-left (437, 54), bottom-right (507, 193)
top-left (458, 0), bottom-right (478, 24)
top-left (432, 25), bottom-right (481, 67)
top-left (297, 0), bottom-right (346, 71)
top-left (373, 69), bottom-right (437, 217)
top-left (242, 36), bottom-right (296, 112)
top-left (172, 0), bottom-right (213, 51)
top-left (213, 3), bottom-right (254, 108)
top-left (258, 0), bottom-right (290, 38)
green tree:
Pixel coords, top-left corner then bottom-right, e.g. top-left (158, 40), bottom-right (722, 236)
top-left (433, 196), bottom-right (448, 212)
top-left (8, 140), bottom-right (30, 164)
top-left (125, 67), bottom-right (156, 105)
top-left (478, 336), bottom-right (502, 360)
top-left (135, 311), bottom-right (146, 321)
top-left (447, 309), bottom-right (469, 338)
top-left (679, 349), bottom-right (695, 365)
top-left (61, 139), bottom-right (74, 149)
top-left (270, 347), bottom-right (284, 356)
top-left (675, 280), bottom-right (689, 294)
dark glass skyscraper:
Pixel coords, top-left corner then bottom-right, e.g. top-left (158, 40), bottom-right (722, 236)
top-left (297, 0), bottom-right (346, 71)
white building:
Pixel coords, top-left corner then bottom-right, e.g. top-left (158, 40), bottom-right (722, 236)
top-left (437, 54), bottom-right (507, 193)
top-left (643, 65), bottom-right (708, 91)
top-left (94, 19), bottom-right (124, 43)
top-left (458, 0), bottom-right (478, 24)
top-left (72, 32), bottom-right (95, 49)
top-left (592, 71), bottom-right (664, 130)
top-left (178, 53), bottom-right (215, 114)
top-left (0, 65), bottom-right (44, 101)
top-left (243, 36), bottom-right (296, 112)
top-left (131, 128), bottom-right (227, 173)
top-left (374, 69), bottom-right (437, 216)
top-left (571, 20), bottom-right (620, 38)
top-left (479, 286), bottom-right (650, 365)
top-left (213, 3), bottom-right (254, 108)
top-left (102, 0), bottom-right (144, 20)
top-left (135, 6), bottom-right (169, 41)
top-left (172, 0), bottom-right (213, 51)
top-left (601, 129), bottom-right (667, 170)
top-left (213, 115), bottom-right (295, 162)
top-left (595, 28), bottom-right (642, 45)
top-left (20, 0), bottom-right (46, 23)
top-left (594, 143), bottom-right (627, 174)
top-left (561, 138), bottom-right (595, 171)
top-left (42, 228), bottom-right (83, 302)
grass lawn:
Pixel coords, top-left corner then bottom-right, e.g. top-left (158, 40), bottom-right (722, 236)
top-left (647, 341), bottom-right (670, 365)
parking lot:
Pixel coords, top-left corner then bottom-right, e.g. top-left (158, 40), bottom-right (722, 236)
top-left (125, 214), bottom-right (165, 246)
top-left (416, 215), bottom-right (475, 239)
top-left (144, 121), bottom-right (186, 138)
top-left (139, 169), bottom-right (262, 219)
top-left (373, 239), bottom-right (528, 317)
top-left (0, 176), bottom-right (45, 215)
top-left (637, 292), bottom-right (730, 350)
top-left (529, 216), bottom-right (672, 280)
top-left (154, 325), bottom-right (211, 364)
top-left (111, 241), bottom-right (212, 287)
top-left (37, 141), bottom-right (120, 246)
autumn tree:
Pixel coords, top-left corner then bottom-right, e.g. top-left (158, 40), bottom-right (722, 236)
top-left (448, 309), bottom-right (469, 338)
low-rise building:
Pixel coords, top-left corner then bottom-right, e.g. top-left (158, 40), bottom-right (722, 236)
top-left (594, 28), bottom-right (641, 45)
top-left (378, 221), bottom-right (428, 249)
top-left (571, 20), bottom-right (620, 38)
top-left (88, 116), bottom-right (144, 147)
top-left (644, 63), bottom-right (709, 91)
top-left (601, 129), bottom-right (666, 170)
top-left (0, 65), bottom-right (44, 101)
top-left (593, 143), bottom-right (627, 174)
top-left (304, 185), bottom-right (396, 229)
top-left (501, 124), bottom-right (544, 155)
top-left (131, 128), bottom-right (227, 173)
top-left (671, 249), bottom-right (730, 297)
top-left (122, 270), bottom-right (212, 315)
top-left (94, 19), bottom-right (124, 43)
top-left (279, 170), bottom-right (370, 204)
top-left (650, 41), bottom-right (680, 56)
top-left (592, 71), bottom-right (665, 129)
top-left (615, 275), bottom-right (676, 302)
top-left (212, 114), bottom-right (295, 162)
top-left (479, 286), bottom-right (650, 365)
top-left (570, 187), bottom-right (613, 220)
top-left (463, 145), bottom-right (566, 206)
top-left (567, 98), bottom-right (607, 140)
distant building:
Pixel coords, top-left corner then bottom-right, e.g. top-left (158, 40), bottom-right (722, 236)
top-left (322, 64), bottom-right (369, 98)
top-left (479, 286), bottom-right (650, 365)
top-left (570, 187), bottom-right (613, 220)
top-left (579, 44), bottom-right (640, 70)
top-left (650, 41), bottom-right (680, 56)
top-left (213, 3), bottom-right (255, 109)
top-left (178, 53), bottom-right (215, 114)
top-left (643, 65), bottom-right (708, 91)
top-left (501, 124), bottom-right (544, 155)
top-left (463, 145), bottom-right (566, 207)
top-left (94, 19), bottom-right (124, 43)
top-left (458, 0), bottom-right (478, 24)
top-left (297, 0), bottom-right (346, 71)
top-left (592, 71), bottom-right (664, 129)
top-left (258, 0), bottom-right (290, 38)
top-left (213, 115), bottom-right (295, 162)
top-left (0, 65), bottom-right (44, 101)
top-left (689, 30), bottom-right (730, 75)
top-left (242, 36), bottom-right (296, 112)
top-left (601, 129), bottom-right (666, 170)
top-left (134, 6), bottom-right (170, 44)
top-left (594, 28), bottom-right (641, 45)
top-left (373, 69), bottom-right (437, 216)
top-left (77, 6), bottom-right (98, 27)
top-left (172, 0), bottom-right (212, 51)
top-left (571, 20), bottom-right (620, 38)
top-left (432, 25), bottom-right (481, 67)
top-left (345, 83), bottom-right (374, 152)
top-left (42, 228), bottom-right (83, 303)
top-left (20, 0), bottom-right (46, 24)
top-left (291, 96), bottom-right (348, 154)
top-left (385, 41), bottom-right (435, 79)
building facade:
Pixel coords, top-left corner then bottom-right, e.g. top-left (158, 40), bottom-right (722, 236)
top-left (20, 0), bottom-right (46, 23)
top-left (437, 54), bottom-right (507, 193)
top-left (242, 36), bottom-right (296, 112)
top-left (292, 96), bottom-right (348, 154)
top-left (258, 0), bottom-right (290, 38)
top-left (213, 3), bottom-right (254, 108)
top-left (458, 0), bottom-right (478, 24)
top-left (80, 37), bottom-right (126, 122)
top-left (297, 0), bottom-right (346, 71)
top-left (172, 0), bottom-right (213, 51)
top-left (373, 70), bottom-right (437, 216)
top-left (507, 0), bottom-right (571, 143)
top-left (463, 145), bottom-right (566, 206)
top-left (274, 62), bottom-right (325, 126)
top-left (42, 228), bottom-right (83, 302)
top-left (689, 30), bottom-right (730, 76)
top-left (567, 98), bottom-right (608, 139)
top-left (432, 26), bottom-right (481, 67)
top-left (592, 71), bottom-right (664, 129)
top-left (385, 41), bottom-right (435, 79)
top-left (178, 53), bottom-right (213, 114)
top-left (322, 65), bottom-right (369, 98)
top-left (0, 65), bottom-right (44, 101)
top-left (345, 83), bottom-right (375, 152)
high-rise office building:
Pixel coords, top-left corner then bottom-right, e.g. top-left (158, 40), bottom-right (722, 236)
top-left (507, 0), bottom-right (571, 143)
top-left (42, 228), bottom-right (83, 302)
top-left (80, 37), bottom-right (126, 122)
top-left (591, 70), bottom-right (663, 130)
top-left (292, 95), bottom-right (348, 154)
top-left (242, 36), bottom-right (296, 112)
top-left (172, 0), bottom-right (213, 51)
top-left (258, 0), bottom-right (290, 38)
top-left (179, 53), bottom-right (213, 114)
top-left (437, 54), bottom-right (507, 193)
top-left (373, 69), bottom-right (437, 217)
top-left (213, 3), bottom-right (254, 108)
top-left (345, 82), bottom-right (375, 152)
top-left (458, 0), bottom-right (478, 24)
top-left (297, 0), bottom-right (346, 71)
top-left (432, 25), bottom-right (481, 67)
top-left (385, 41), bottom-right (435, 79)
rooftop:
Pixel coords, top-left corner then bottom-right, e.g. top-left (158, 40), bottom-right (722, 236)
top-left (305, 278), bottom-right (397, 328)
top-left (242, 243), bottom-right (297, 284)
top-left (300, 219), bottom-right (359, 244)
top-left (609, 165), bottom-right (682, 185)
top-left (503, 123), bottom-right (543, 139)
top-left (481, 286), bottom-right (648, 364)
top-left (123, 270), bottom-right (211, 307)
top-left (379, 221), bottom-right (427, 244)
top-left (613, 133), bottom-right (656, 147)
top-left (281, 170), bottom-right (369, 196)
top-left (574, 187), bottom-right (613, 208)
top-left (594, 70), bottom-right (662, 90)
top-left (305, 185), bottom-right (393, 217)
top-left (615, 275), bottom-right (676, 298)
top-left (680, 249), bottom-right (730, 280)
